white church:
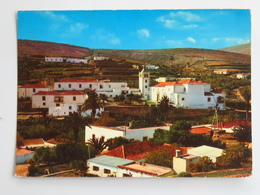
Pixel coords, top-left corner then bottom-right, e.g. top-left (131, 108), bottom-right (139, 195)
top-left (139, 69), bottom-right (226, 110)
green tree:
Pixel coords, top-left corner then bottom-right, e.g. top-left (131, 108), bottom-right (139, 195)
top-left (33, 147), bottom-right (57, 165)
top-left (239, 86), bottom-right (251, 121)
top-left (158, 95), bottom-right (172, 121)
top-left (145, 148), bottom-right (174, 168)
top-left (86, 136), bottom-right (108, 154)
top-left (81, 89), bottom-right (100, 120)
top-left (233, 126), bottom-right (252, 142)
top-left (69, 160), bottom-right (88, 175)
top-left (65, 112), bottom-right (91, 143)
top-left (171, 120), bottom-right (191, 132)
top-left (151, 129), bottom-right (170, 145)
top-left (188, 156), bottom-right (214, 173)
top-left (178, 172), bottom-right (192, 177)
top-left (217, 144), bottom-right (252, 168)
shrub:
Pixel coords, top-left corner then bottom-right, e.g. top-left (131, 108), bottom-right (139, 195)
top-left (178, 172), bottom-right (192, 177)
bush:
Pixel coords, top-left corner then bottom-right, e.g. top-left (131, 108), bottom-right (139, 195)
top-left (188, 156), bottom-right (214, 173)
top-left (178, 172), bottom-right (192, 177)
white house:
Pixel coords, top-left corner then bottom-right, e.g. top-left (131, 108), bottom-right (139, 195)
top-left (94, 56), bottom-right (109, 61)
top-left (66, 58), bottom-right (88, 64)
top-left (48, 103), bottom-right (79, 116)
top-left (187, 145), bottom-right (224, 163)
top-left (21, 138), bottom-right (56, 149)
top-left (237, 73), bottom-right (249, 79)
top-left (32, 90), bottom-right (87, 108)
top-left (85, 125), bottom-right (170, 142)
top-left (139, 69), bottom-right (226, 109)
top-left (214, 69), bottom-right (229, 75)
top-left (45, 57), bottom-right (64, 62)
top-left (18, 84), bottom-right (51, 98)
top-left (173, 150), bottom-right (200, 174)
top-left (87, 155), bottom-right (173, 177)
top-left (16, 149), bottom-right (35, 164)
top-left (54, 78), bottom-right (131, 98)
top-left (145, 65), bottom-right (159, 70)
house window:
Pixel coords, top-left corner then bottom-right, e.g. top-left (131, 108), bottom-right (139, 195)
top-left (69, 106), bottom-right (72, 110)
top-left (121, 85), bottom-right (126, 88)
top-left (145, 79), bottom-right (148, 83)
top-left (145, 85), bottom-right (148, 88)
top-left (182, 97), bottom-right (185, 101)
top-left (208, 97), bottom-right (211, 102)
top-left (104, 169), bottom-right (111, 174)
top-left (144, 74), bottom-right (149, 77)
top-left (68, 84), bottom-right (71, 88)
top-left (100, 85), bottom-right (103, 89)
top-left (33, 89), bottom-right (36, 93)
top-left (73, 96), bottom-right (76, 101)
top-left (58, 84), bottom-right (61, 88)
top-left (56, 104), bottom-right (60, 107)
top-left (184, 88), bottom-right (186, 92)
top-left (89, 84), bottom-right (92, 88)
top-left (108, 85), bottom-right (111, 88)
top-left (42, 96), bottom-right (46, 101)
top-left (54, 96), bottom-right (63, 102)
top-left (79, 84), bottom-right (82, 88)
top-left (143, 136), bottom-right (148, 141)
top-left (93, 166), bottom-right (99, 171)
top-left (43, 102), bottom-right (46, 106)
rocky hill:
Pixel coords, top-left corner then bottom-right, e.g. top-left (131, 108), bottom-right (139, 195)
top-left (219, 43), bottom-right (251, 55)
top-left (18, 39), bottom-right (92, 58)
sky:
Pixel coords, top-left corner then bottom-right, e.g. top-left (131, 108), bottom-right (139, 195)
top-left (18, 9), bottom-right (251, 50)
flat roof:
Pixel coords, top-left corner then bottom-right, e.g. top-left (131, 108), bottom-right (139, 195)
top-left (88, 125), bottom-right (170, 132)
top-left (188, 145), bottom-right (223, 157)
top-left (118, 162), bottom-right (173, 176)
top-left (87, 155), bottom-right (134, 168)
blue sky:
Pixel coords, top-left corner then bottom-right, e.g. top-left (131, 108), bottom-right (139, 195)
top-left (18, 9), bottom-right (251, 50)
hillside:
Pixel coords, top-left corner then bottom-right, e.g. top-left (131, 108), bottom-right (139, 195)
top-left (93, 47), bottom-right (251, 68)
top-left (18, 39), bottom-right (92, 57)
top-left (219, 43), bottom-right (251, 55)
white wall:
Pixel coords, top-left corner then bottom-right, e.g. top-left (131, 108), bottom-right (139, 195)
top-left (49, 104), bottom-right (78, 116)
top-left (45, 57), bottom-right (64, 62)
top-left (173, 156), bottom-right (200, 174)
top-left (85, 125), bottom-right (170, 142)
top-left (18, 87), bottom-right (50, 98)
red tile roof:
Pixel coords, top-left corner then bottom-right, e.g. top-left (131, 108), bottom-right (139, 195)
top-left (178, 78), bottom-right (208, 85)
top-left (33, 90), bottom-right (86, 96)
top-left (22, 138), bottom-right (45, 146)
top-left (57, 78), bottom-right (98, 83)
top-left (190, 126), bottom-right (211, 134)
top-left (216, 120), bottom-right (251, 128)
top-left (16, 148), bottom-right (35, 156)
top-left (153, 82), bottom-right (177, 87)
top-left (20, 84), bottom-right (49, 88)
top-left (99, 141), bottom-right (160, 160)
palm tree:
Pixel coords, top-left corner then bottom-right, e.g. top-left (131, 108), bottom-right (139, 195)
top-left (81, 89), bottom-right (100, 120)
top-left (239, 86), bottom-right (251, 121)
top-left (158, 95), bottom-right (172, 122)
top-left (66, 112), bottom-right (91, 143)
top-left (86, 136), bottom-right (107, 154)
top-left (99, 94), bottom-right (108, 106)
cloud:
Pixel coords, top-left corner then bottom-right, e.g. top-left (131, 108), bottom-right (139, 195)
top-left (212, 37), bottom-right (250, 45)
top-left (137, 29), bottom-right (150, 37)
top-left (165, 40), bottom-right (183, 46)
top-left (62, 22), bottom-right (89, 37)
top-left (93, 29), bottom-right (121, 45)
top-left (157, 11), bottom-right (200, 29)
top-left (169, 11), bottom-right (201, 22)
top-left (182, 24), bottom-right (198, 29)
top-left (38, 11), bottom-right (69, 22)
top-left (109, 38), bottom-right (121, 45)
top-left (187, 37), bottom-right (196, 43)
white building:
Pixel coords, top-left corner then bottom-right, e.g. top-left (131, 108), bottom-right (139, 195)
top-left (187, 145), bottom-right (224, 163)
top-left (32, 90), bottom-right (87, 108)
top-left (18, 84), bottom-right (51, 98)
top-left (139, 69), bottom-right (226, 109)
top-left (87, 155), bottom-right (173, 177)
top-left (139, 69), bottom-right (150, 99)
top-left (48, 103), bottom-right (79, 116)
top-left (173, 150), bottom-right (200, 174)
top-left (237, 73), bottom-right (248, 79)
top-left (145, 65), bottom-right (159, 70)
top-left (85, 125), bottom-right (170, 142)
top-left (66, 58), bottom-right (88, 64)
top-left (214, 69), bottom-right (229, 75)
top-left (45, 57), bottom-right (64, 62)
top-left (94, 57), bottom-right (109, 61)
top-left (54, 78), bottom-right (131, 98)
